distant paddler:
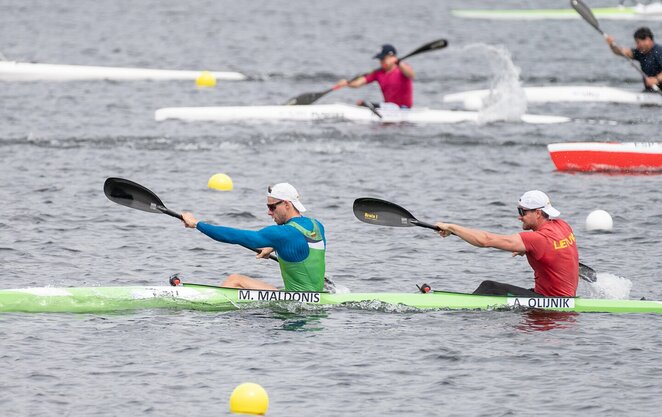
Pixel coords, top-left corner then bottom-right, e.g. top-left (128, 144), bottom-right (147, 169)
top-left (181, 183), bottom-right (327, 292)
top-left (606, 27), bottom-right (662, 91)
top-left (284, 39), bottom-right (447, 106)
top-left (334, 44), bottom-right (415, 108)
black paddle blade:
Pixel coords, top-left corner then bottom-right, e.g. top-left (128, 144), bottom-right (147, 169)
top-left (284, 89), bottom-right (332, 105)
top-left (579, 262), bottom-right (597, 283)
top-left (353, 198), bottom-right (417, 227)
top-left (401, 38), bottom-right (448, 60)
top-left (364, 101), bottom-right (383, 119)
top-left (104, 177), bottom-right (169, 215)
top-left (571, 0), bottom-right (602, 34)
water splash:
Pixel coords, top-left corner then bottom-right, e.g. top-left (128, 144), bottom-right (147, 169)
top-left (584, 272), bottom-right (633, 299)
top-left (324, 276), bottom-right (351, 294)
top-left (461, 43), bottom-right (527, 123)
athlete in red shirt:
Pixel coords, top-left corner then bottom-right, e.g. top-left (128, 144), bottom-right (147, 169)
top-left (334, 44), bottom-right (415, 108)
top-left (435, 190), bottom-right (579, 297)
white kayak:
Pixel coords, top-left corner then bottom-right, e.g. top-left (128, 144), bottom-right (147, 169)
top-left (0, 61), bottom-right (247, 82)
top-left (443, 86), bottom-right (662, 109)
top-left (452, 3), bottom-right (662, 20)
top-left (154, 103), bottom-right (570, 125)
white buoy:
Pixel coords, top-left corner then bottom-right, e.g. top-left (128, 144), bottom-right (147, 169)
top-left (586, 210), bottom-right (613, 231)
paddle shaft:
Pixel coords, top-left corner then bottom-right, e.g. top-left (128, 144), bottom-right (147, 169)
top-left (156, 205), bottom-right (280, 262)
top-left (156, 205), bottom-right (183, 220)
top-left (364, 101), bottom-right (383, 119)
top-left (598, 32), bottom-right (659, 92)
top-left (410, 219), bottom-right (441, 231)
top-left (106, 178), bottom-right (279, 262)
top-left (428, 218), bottom-right (594, 283)
top-left (174, 208), bottom-right (336, 286)
top-left (572, 0), bottom-right (661, 93)
top-left (353, 197), bottom-right (595, 284)
top-left (180, 209), bottom-right (279, 262)
top-left (344, 43), bottom-right (432, 86)
top-left (399, 219), bottom-right (596, 283)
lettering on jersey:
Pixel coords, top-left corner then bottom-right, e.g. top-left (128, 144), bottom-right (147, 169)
top-left (237, 290), bottom-right (321, 303)
top-left (508, 297), bottom-right (575, 309)
top-left (553, 232), bottom-right (576, 250)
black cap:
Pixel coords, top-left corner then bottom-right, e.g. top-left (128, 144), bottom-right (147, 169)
top-left (373, 44), bottom-right (397, 60)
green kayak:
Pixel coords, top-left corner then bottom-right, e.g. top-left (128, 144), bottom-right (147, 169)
top-left (452, 5), bottom-right (662, 20)
top-left (0, 283), bottom-right (661, 314)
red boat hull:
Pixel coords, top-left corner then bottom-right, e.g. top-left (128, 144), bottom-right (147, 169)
top-left (548, 142), bottom-right (662, 172)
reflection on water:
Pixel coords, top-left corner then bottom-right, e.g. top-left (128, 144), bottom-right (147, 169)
top-left (515, 309), bottom-right (579, 332)
top-left (271, 309), bottom-right (329, 332)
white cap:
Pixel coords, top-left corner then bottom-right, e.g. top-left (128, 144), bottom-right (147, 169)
top-left (518, 190), bottom-right (560, 218)
top-left (267, 183), bottom-right (306, 213)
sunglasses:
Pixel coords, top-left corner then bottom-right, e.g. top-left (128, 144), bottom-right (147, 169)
top-left (518, 207), bottom-right (542, 216)
top-left (267, 200), bottom-right (285, 211)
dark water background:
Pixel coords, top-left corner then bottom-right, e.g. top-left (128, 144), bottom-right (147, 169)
top-left (1, 0), bottom-right (661, 415)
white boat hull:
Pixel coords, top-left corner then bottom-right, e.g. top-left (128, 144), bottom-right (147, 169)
top-left (154, 103), bottom-right (570, 125)
top-left (0, 61), bottom-right (247, 82)
top-left (443, 86), bottom-right (662, 109)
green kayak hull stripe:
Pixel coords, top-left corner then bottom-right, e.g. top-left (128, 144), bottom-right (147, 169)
top-left (0, 285), bottom-right (661, 314)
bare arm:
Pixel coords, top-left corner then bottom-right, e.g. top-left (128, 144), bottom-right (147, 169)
top-left (398, 61), bottom-right (415, 79)
top-left (435, 222), bottom-right (526, 253)
top-left (606, 35), bottom-right (634, 58)
top-left (335, 75), bottom-right (368, 89)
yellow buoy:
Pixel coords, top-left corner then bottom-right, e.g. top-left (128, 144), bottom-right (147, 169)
top-left (208, 173), bottom-right (233, 191)
top-left (230, 382), bottom-right (269, 415)
top-left (196, 71), bottom-right (217, 87)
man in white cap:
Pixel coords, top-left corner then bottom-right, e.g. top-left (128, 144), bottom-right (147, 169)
top-left (181, 183), bottom-right (326, 291)
top-left (434, 190), bottom-right (579, 297)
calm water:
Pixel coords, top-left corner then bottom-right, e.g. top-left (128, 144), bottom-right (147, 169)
top-left (1, 0), bottom-right (661, 416)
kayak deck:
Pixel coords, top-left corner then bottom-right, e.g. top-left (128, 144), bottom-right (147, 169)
top-left (452, 4), bottom-right (662, 20)
top-left (0, 61), bottom-right (247, 82)
top-left (1, 284), bottom-right (661, 314)
top-left (154, 103), bottom-right (569, 125)
top-left (443, 86), bottom-right (662, 108)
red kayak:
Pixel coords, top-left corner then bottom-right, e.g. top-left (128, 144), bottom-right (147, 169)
top-left (548, 142), bottom-right (662, 172)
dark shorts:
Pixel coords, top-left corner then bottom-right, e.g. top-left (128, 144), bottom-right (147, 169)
top-left (472, 280), bottom-right (542, 297)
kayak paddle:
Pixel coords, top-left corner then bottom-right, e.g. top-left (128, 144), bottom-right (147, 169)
top-left (571, 0), bottom-right (662, 95)
top-left (103, 177), bottom-right (278, 261)
top-left (352, 197), bottom-right (440, 230)
top-left (364, 101), bottom-right (383, 119)
top-left (285, 39), bottom-right (448, 105)
top-left (352, 197), bottom-right (597, 283)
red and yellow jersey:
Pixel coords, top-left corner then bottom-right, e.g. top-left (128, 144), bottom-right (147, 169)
top-left (520, 219), bottom-right (579, 297)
